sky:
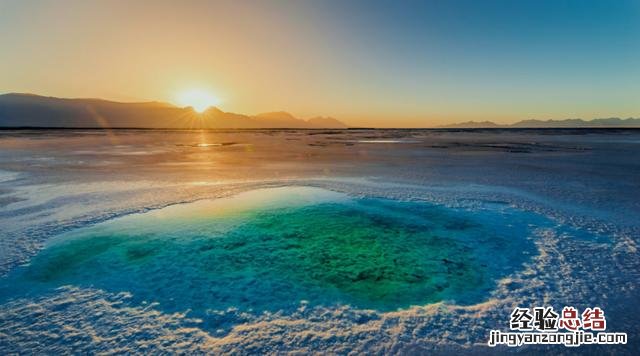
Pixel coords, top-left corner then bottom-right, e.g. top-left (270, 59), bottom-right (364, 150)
top-left (1, 0), bottom-right (639, 127)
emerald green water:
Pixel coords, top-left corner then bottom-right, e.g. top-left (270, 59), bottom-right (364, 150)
top-left (0, 187), bottom-right (541, 316)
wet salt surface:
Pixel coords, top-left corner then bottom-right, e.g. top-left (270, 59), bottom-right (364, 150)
top-left (0, 129), bottom-right (639, 354)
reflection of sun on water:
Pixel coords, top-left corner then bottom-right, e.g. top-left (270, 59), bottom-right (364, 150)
top-left (176, 89), bottom-right (219, 113)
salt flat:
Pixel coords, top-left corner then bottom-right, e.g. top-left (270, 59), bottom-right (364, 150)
top-left (0, 128), bottom-right (638, 354)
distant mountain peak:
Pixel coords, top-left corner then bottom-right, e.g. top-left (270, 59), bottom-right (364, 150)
top-left (201, 106), bottom-right (224, 114)
top-left (2, 92), bottom-right (41, 97)
top-left (0, 93), bottom-right (349, 129)
top-left (254, 111), bottom-right (298, 120)
top-left (306, 116), bottom-right (349, 128)
top-left (441, 117), bottom-right (640, 128)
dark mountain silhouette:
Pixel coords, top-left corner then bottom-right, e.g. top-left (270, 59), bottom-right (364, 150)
top-left (307, 116), bottom-right (348, 128)
top-left (0, 93), bottom-right (348, 129)
top-left (441, 117), bottom-right (640, 128)
top-left (3, 93), bottom-right (634, 129)
top-left (252, 111), bottom-right (319, 128)
top-left (510, 118), bottom-right (640, 128)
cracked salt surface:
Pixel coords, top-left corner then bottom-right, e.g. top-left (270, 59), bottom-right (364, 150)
top-left (0, 129), bottom-right (638, 354)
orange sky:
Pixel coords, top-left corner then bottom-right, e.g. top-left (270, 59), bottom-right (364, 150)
top-left (1, 0), bottom-right (638, 127)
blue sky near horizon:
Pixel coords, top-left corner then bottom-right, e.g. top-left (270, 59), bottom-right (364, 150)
top-left (0, 0), bottom-right (638, 126)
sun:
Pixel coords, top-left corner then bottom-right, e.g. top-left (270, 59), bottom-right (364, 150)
top-left (176, 89), bottom-right (219, 113)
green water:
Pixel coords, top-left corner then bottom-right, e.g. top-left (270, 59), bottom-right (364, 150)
top-left (0, 187), bottom-right (539, 315)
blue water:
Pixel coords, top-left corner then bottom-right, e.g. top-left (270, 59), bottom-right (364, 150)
top-left (0, 187), bottom-right (603, 330)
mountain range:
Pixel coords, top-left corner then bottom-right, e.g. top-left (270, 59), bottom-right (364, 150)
top-left (0, 93), bottom-right (348, 129)
top-left (440, 118), bottom-right (640, 128)
top-left (2, 93), bottom-right (638, 129)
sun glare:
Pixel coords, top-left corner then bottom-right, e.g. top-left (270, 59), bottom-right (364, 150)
top-left (176, 89), bottom-right (219, 113)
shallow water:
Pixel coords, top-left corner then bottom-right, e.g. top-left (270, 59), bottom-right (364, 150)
top-left (1, 186), bottom-right (601, 320)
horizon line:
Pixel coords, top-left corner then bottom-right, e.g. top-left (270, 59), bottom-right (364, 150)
top-left (1, 92), bottom-right (638, 127)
